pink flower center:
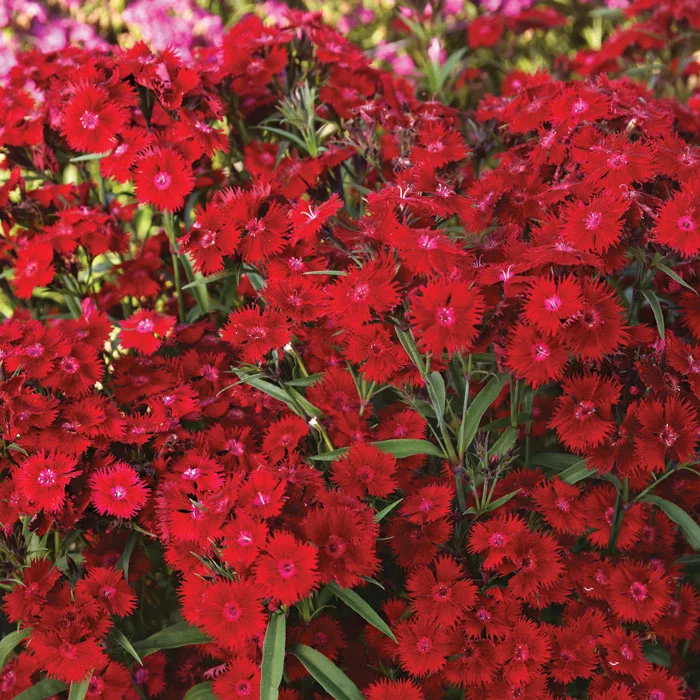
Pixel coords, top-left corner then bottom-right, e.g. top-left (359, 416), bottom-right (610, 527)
top-left (114, 143), bottom-right (129, 156)
top-left (489, 532), bottom-right (506, 547)
top-left (476, 608), bottom-right (491, 622)
top-left (532, 342), bottom-right (550, 362)
top-left (200, 230), bottom-right (217, 248)
top-left (136, 318), bottom-right (155, 333)
top-left (153, 171), bottom-right (172, 191)
top-left (416, 636), bottom-right (432, 654)
top-left (248, 326), bottom-right (267, 339)
top-left (100, 585), bottom-right (117, 598)
top-left (571, 98), bottom-right (588, 114)
top-left (357, 465), bottom-right (374, 482)
top-left (326, 535), bottom-right (347, 558)
top-left (513, 643), bottom-right (530, 661)
top-left (61, 357), bottom-right (79, 373)
top-left (110, 485), bottom-right (127, 500)
top-left (418, 234), bottom-right (437, 249)
top-left (80, 110), bottom-right (99, 130)
top-left (621, 644), bottom-right (634, 660)
top-left (677, 215), bottom-right (696, 232)
top-left (544, 294), bottom-right (562, 311)
top-left (223, 602), bottom-right (242, 621)
top-left (659, 424), bottom-right (679, 447)
top-left (607, 153), bottom-right (628, 168)
top-left (555, 497), bottom-right (570, 512)
top-left (629, 581), bottom-right (648, 601)
top-left (351, 284), bottom-right (370, 302)
top-left (60, 642), bottom-right (77, 659)
top-left (26, 343), bottom-right (44, 357)
top-left (584, 211), bottom-right (602, 230)
top-left (37, 469), bottom-right (56, 487)
top-left (436, 306), bottom-right (455, 326)
top-left (277, 559), bottom-right (296, 579)
top-left (235, 681), bottom-right (252, 696)
top-left (574, 400), bottom-right (596, 420)
top-left (182, 467), bottom-right (200, 480)
top-left (649, 691), bottom-right (665, 700)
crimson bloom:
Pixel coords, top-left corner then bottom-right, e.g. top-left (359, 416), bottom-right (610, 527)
top-left (331, 443), bottom-right (398, 500)
top-left (89, 462), bottom-right (149, 518)
top-left (15, 452), bottom-right (80, 513)
top-left (254, 531), bottom-right (320, 605)
top-left (61, 84), bottom-right (125, 154)
top-left (609, 562), bottom-right (671, 624)
top-left (133, 147), bottom-right (194, 211)
top-left (220, 305), bottom-right (291, 363)
top-left (408, 279), bottom-right (484, 355)
top-left (120, 310), bottom-right (176, 355)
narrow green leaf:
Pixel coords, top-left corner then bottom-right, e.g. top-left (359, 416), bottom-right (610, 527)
top-left (374, 498), bottom-right (403, 522)
top-left (260, 612), bottom-right (287, 700)
top-left (530, 452), bottom-right (582, 469)
top-left (372, 438), bottom-right (445, 459)
top-left (458, 374), bottom-right (507, 456)
top-left (653, 262), bottom-right (698, 296)
top-left (641, 289), bottom-right (665, 339)
top-left (68, 677), bottom-right (91, 700)
top-left (482, 489), bottom-right (521, 513)
top-left (234, 372), bottom-right (300, 415)
top-left (394, 327), bottom-right (426, 375)
top-left (487, 427), bottom-right (518, 458)
top-left (290, 644), bottom-right (364, 700)
top-left (14, 679), bottom-right (68, 700)
top-left (183, 682), bottom-right (216, 699)
top-left (326, 582), bottom-right (396, 642)
top-left (69, 152), bottom-right (110, 163)
top-left (117, 531), bottom-right (137, 580)
top-left (643, 495), bottom-right (700, 550)
top-left (112, 628), bottom-right (143, 666)
top-left (310, 448), bottom-right (348, 462)
top-left (131, 621), bottom-right (211, 658)
top-left (426, 371), bottom-right (446, 424)
top-left (0, 628), bottom-right (32, 671)
top-left (557, 461), bottom-right (597, 485)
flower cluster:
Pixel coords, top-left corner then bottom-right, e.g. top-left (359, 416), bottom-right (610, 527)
top-left (0, 4), bottom-right (699, 700)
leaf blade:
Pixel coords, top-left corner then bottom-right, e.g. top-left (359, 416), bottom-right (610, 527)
top-left (643, 495), bottom-right (700, 550)
top-left (290, 644), bottom-right (364, 700)
top-left (260, 612), bottom-right (287, 700)
top-left (326, 582), bottom-right (396, 642)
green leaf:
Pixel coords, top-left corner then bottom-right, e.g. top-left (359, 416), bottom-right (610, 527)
top-left (290, 644), bottom-right (364, 700)
top-left (482, 489), bottom-right (521, 513)
top-left (131, 621), bottom-right (211, 658)
top-left (488, 427), bottom-right (518, 458)
top-left (112, 628), bottom-right (143, 666)
top-left (653, 262), bottom-right (698, 296)
top-left (557, 461), bottom-right (597, 485)
top-left (68, 677), bottom-right (91, 700)
top-left (425, 371), bottom-right (446, 424)
top-left (641, 289), bottom-right (665, 339)
top-left (0, 628), bottom-right (32, 671)
top-left (14, 679), bottom-right (68, 700)
top-left (372, 438), bottom-right (445, 459)
top-left (310, 447), bottom-right (348, 462)
top-left (260, 612), bottom-right (286, 700)
top-left (644, 643), bottom-right (671, 668)
top-left (642, 495), bottom-right (700, 550)
top-left (183, 683), bottom-right (216, 699)
top-left (458, 374), bottom-right (507, 456)
top-left (326, 582), bottom-right (396, 642)
top-left (117, 531), bottom-right (137, 580)
top-left (69, 152), bottom-right (110, 163)
top-left (530, 452), bottom-right (582, 469)
top-left (234, 372), bottom-right (301, 415)
top-left (374, 498), bottom-right (403, 522)
top-left (394, 327), bottom-right (426, 375)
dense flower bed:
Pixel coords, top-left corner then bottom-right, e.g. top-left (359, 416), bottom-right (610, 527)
top-left (0, 3), bottom-right (700, 700)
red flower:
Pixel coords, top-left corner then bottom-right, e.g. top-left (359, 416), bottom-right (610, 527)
top-left (609, 562), bottom-right (671, 624)
top-left (498, 618), bottom-right (551, 686)
top-left (133, 147), bottom-right (194, 211)
top-left (561, 190), bottom-right (628, 253)
top-left (120, 310), bottom-right (176, 355)
top-left (13, 243), bottom-right (55, 299)
top-left (289, 194), bottom-right (343, 245)
top-left (254, 531), bottom-right (320, 605)
top-left (634, 396), bottom-right (698, 472)
top-left (86, 662), bottom-right (132, 700)
top-left (396, 617), bottom-right (450, 676)
top-left (331, 443), bottom-right (398, 500)
top-left (549, 373), bottom-right (621, 451)
top-left (468, 513), bottom-right (528, 570)
top-left (532, 479), bottom-right (587, 535)
top-left (344, 324), bottom-right (404, 383)
top-left (15, 451), bottom-right (80, 513)
top-left (31, 624), bottom-right (107, 683)
top-left (76, 567), bottom-right (137, 617)
top-left (406, 555), bottom-right (476, 627)
top-left (220, 305), bottom-right (291, 363)
top-left (653, 184), bottom-right (700, 258)
top-left (211, 656), bottom-right (261, 699)
top-left (90, 462), bottom-right (149, 518)
top-left (198, 579), bottom-right (265, 648)
top-left (523, 275), bottom-right (583, 336)
top-left (506, 323), bottom-right (569, 387)
top-left (408, 279), bottom-right (484, 355)
top-left (61, 84), bottom-right (125, 154)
